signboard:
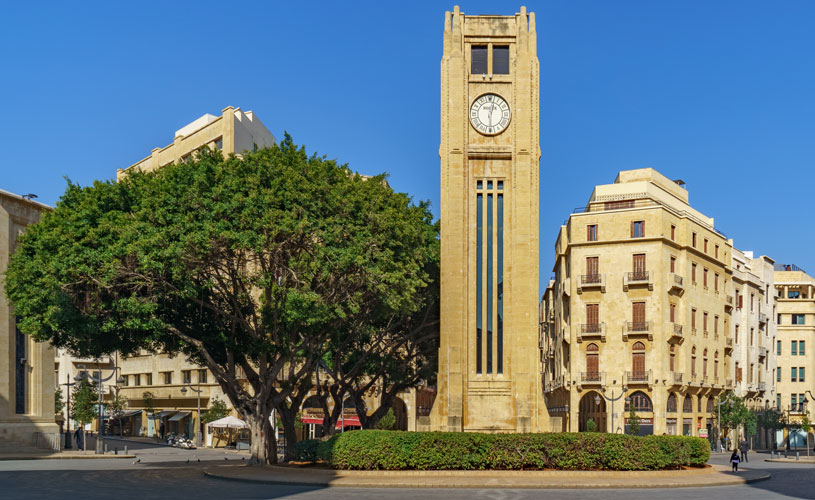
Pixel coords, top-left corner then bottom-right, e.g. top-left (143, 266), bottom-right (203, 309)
top-left (698, 428), bottom-right (709, 438)
top-left (624, 418), bottom-right (653, 425)
top-left (666, 418), bottom-right (677, 424)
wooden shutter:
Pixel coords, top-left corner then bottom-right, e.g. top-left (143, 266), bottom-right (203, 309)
top-left (633, 254), bottom-right (645, 273)
top-left (587, 353), bottom-right (598, 375)
top-left (670, 304), bottom-right (676, 323)
top-left (586, 257), bottom-right (598, 276)
top-left (586, 303), bottom-right (599, 325)
top-left (630, 221), bottom-right (635, 238)
top-left (633, 352), bottom-right (645, 374)
top-left (633, 302), bottom-right (645, 323)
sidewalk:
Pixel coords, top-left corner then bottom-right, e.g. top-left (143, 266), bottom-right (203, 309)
top-left (0, 450), bottom-right (135, 460)
top-left (203, 464), bottom-right (770, 489)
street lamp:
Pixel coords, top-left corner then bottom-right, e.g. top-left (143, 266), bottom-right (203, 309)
top-left (716, 393), bottom-right (732, 453)
top-left (75, 362), bottom-right (123, 454)
top-left (596, 382), bottom-right (628, 434)
top-left (180, 380), bottom-right (202, 447)
top-left (61, 373), bottom-right (77, 449)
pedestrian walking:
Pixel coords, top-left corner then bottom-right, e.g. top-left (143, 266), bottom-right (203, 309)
top-left (159, 421), bottom-right (165, 439)
top-left (730, 450), bottom-right (740, 472)
top-left (74, 428), bottom-right (83, 451)
top-left (739, 438), bottom-right (749, 463)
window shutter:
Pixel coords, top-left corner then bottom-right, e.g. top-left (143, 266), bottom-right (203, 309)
top-left (630, 221), bottom-right (635, 238)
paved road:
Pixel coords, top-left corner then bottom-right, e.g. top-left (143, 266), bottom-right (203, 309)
top-left (0, 450), bottom-right (812, 500)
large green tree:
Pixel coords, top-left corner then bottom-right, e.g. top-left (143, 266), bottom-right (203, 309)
top-left (5, 136), bottom-right (437, 464)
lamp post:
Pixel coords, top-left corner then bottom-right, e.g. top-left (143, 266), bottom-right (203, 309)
top-left (75, 362), bottom-right (123, 454)
top-left (596, 383), bottom-right (628, 434)
top-left (181, 381), bottom-right (202, 447)
top-left (802, 396), bottom-right (810, 457)
top-left (716, 393), bottom-right (732, 453)
top-left (61, 373), bottom-right (76, 449)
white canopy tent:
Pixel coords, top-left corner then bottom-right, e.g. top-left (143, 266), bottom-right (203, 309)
top-left (205, 416), bottom-right (247, 447)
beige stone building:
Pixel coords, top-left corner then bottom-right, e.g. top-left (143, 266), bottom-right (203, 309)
top-left (773, 265), bottom-right (815, 449)
top-left (431, 6), bottom-right (545, 432)
top-left (542, 168), bottom-right (734, 438)
top-left (0, 189), bottom-right (59, 448)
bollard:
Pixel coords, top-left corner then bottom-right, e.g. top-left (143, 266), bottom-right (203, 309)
top-left (796, 452), bottom-right (800, 461)
top-left (124, 445), bottom-right (128, 455)
top-left (114, 448), bottom-right (118, 455)
top-left (104, 443), bottom-right (108, 453)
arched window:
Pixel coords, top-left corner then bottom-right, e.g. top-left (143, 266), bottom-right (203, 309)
top-left (706, 397), bottom-right (714, 413)
top-left (626, 391), bottom-right (653, 412)
top-left (667, 393), bottom-right (677, 412)
top-left (691, 346), bottom-right (697, 377)
top-left (632, 341), bottom-right (646, 379)
top-left (703, 348), bottom-right (708, 377)
top-left (683, 395), bottom-right (693, 413)
top-left (714, 351), bottom-right (719, 378)
top-left (586, 343), bottom-right (599, 381)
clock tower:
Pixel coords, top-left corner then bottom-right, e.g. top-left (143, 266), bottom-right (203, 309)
top-left (431, 6), bottom-right (543, 432)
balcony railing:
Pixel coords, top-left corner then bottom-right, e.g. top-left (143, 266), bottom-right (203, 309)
top-left (623, 321), bottom-right (653, 341)
top-left (725, 295), bottom-right (734, 311)
top-left (758, 312), bottom-right (767, 324)
top-left (625, 370), bottom-right (652, 386)
top-left (671, 372), bottom-right (683, 385)
top-left (670, 323), bottom-right (684, 343)
top-left (669, 273), bottom-right (685, 295)
top-left (623, 271), bottom-right (653, 291)
top-left (577, 274), bottom-right (606, 294)
top-left (578, 371), bottom-right (605, 388)
top-left (758, 346), bottom-right (767, 359)
top-left (726, 379), bottom-right (733, 388)
top-left (577, 323), bottom-right (606, 343)
top-left (725, 338), bottom-right (734, 351)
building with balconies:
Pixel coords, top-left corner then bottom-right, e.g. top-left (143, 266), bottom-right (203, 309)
top-left (541, 168), bottom-right (734, 438)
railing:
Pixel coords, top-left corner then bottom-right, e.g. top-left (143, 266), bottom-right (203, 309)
top-left (673, 323), bottom-right (683, 335)
top-left (581, 274), bottom-right (602, 284)
top-left (627, 321), bottom-right (651, 332)
top-left (673, 274), bottom-right (684, 286)
top-left (625, 370), bottom-right (651, 385)
top-left (581, 371), bottom-right (603, 383)
top-left (758, 381), bottom-right (766, 392)
top-left (671, 372), bottom-right (683, 385)
top-left (758, 346), bottom-right (767, 358)
top-left (725, 338), bottom-right (734, 349)
top-left (627, 271), bottom-right (649, 282)
top-left (727, 295), bottom-right (734, 305)
top-left (759, 312), bottom-right (767, 324)
top-left (726, 379), bottom-right (733, 388)
top-left (577, 323), bottom-right (606, 342)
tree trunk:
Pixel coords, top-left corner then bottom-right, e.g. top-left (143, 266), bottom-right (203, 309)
top-left (279, 408), bottom-right (299, 462)
top-left (246, 412), bottom-right (273, 466)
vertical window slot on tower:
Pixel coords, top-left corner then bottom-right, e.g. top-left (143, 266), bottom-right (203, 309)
top-left (487, 192), bottom-right (494, 374)
top-left (476, 192), bottom-right (483, 374)
top-left (497, 191), bottom-right (504, 374)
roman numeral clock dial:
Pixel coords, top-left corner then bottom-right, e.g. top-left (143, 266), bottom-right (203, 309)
top-left (469, 93), bottom-right (511, 135)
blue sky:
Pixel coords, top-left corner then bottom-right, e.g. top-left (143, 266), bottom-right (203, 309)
top-left (2, 1), bottom-right (814, 292)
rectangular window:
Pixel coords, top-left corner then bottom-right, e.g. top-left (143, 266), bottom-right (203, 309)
top-left (146, 373), bottom-right (152, 386)
top-left (703, 312), bottom-right (708, 332)
top-left (692, 263), bottom-right (697, 282)
top-left (670, 256), bottom-right (676, 273)
top-left (692, 233), bottom-right (697, 247)
top-left (778, 313), bottom-right (782, 324)
top-left (471, 45), bottom-right (488, 74)
top-left (692, 309), bottom-right (697, 329)
top-left (738, 294), bottom-right (743, 309)
top-left (777, 340), bottom-right (781, 355)
top-left (792, 340), bottom-right (798, 356)
top-left (792, 313), bottom-right (805, 325)
top-left (792, 367), bottom-right (798, 382)
top-left (735, 325), bottom-right (739, 343)
top-left (631, 220), bottom-right (645, 238)
top-left (800, 367), bottom-right (805, 382)
top-left (777, 367), bottom-right (782, 382)
top-left (750, 328), bottom-right (754, 346)
top-left (586, 303), bottom-right (599, 326)
top-left (199, 369), bottom-right (207, 384)
top-left (714, 274), bottom-right (719, 292)
top-left (632, 253), bottom-right (646, 275)
top-left (703, 269), bottom-right (708, 287)
top-left (789, 290), bottom-right (800, 299)
top-left (715, 245), bottom-right (719, 258)
top-left (714, 315), bottom-right (719, 334)
top-left (14, 321), bottom-right (25, 414)
top-left (751, 294), bottom-right (754, 311)
top-left (121, 375), bottom-right (129, 387)
top-left (182, 370), bottom-right (192, 384)
top-left (704, 239), bottom-right (708, 252)
top-left (163, 372), bottom-right (172, 385)
top-left (476, 192), bottom-right (482, 374)
top-left (493, 45), bottom-right (509, 74)
top-left (670, 303), bottom-right (676, 323)
top-left (670, 225), bottom-right (676, 240)
top-left (587, 224), bottom-right (598, 241)
top-left (586, 256), bottom-right (599, 277)
top-left (777, 394), bottom-right (781, 410)
top-left (487, 191), bottom-right (493, 374)
top-left (134, 374), bottom-right (141, 386)
top-left (497, 190), bottom-right (503, 374)
top-left (800, 340), bottom-right (805, 356)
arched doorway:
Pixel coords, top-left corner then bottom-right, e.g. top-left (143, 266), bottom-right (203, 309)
top-left (579, 391), bottom-right (607, 432)
top-left (586, 343), bottom-right (599, 380)
top-left (625, 391), bottom-right (654, 435)
top-left (391, 397), bottom-right (408, 431)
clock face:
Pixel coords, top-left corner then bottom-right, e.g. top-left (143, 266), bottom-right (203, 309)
top-left (470, 93), bottom-right (511, 135)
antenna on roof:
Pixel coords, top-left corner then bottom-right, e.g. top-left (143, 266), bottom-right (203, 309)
top-left (22, 193), bottom-right (38, 200)
top-left (672, 179), bottom-right (686, 187)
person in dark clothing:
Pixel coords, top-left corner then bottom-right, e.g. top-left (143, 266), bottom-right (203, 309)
top-left (159, 421), bottom-right (165, 439)
top-left (73, 428), bottom-right (83, 451)
top-left (730, 450), bottom-right (740, 472)
top-left (739, 438), bottom-right (749, 462)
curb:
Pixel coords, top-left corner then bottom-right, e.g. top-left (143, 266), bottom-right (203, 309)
top-left (0, 454), bottom-right (137, 461)
top-left (202, 467), bottom-right (771, 489)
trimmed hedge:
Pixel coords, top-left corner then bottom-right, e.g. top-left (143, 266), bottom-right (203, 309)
top-left (295, 431), bottom-right (710, 471)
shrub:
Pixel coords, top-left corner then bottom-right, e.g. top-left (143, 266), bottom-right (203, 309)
top-left (585, 419), bottom-right (596, 432)
top-left (309, 431), bottom-right (709, 471)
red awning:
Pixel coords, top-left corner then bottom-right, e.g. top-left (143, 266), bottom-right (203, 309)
top-left (300, 415), bottom-right (361, 428)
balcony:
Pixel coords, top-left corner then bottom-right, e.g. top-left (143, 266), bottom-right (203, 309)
top-left (669, 273), bottom-right (685, 295)
top-left (758, 346), bottom-right (767, 360)
top-left (623, 271), bottom-right (653, 291)
top-left (623, 321), bottom-right (653, 341)
top-left (725, 379), bottom-right (733, 389)
top-left (577, 274), bottom-right (606, 294)
top-left (725, 338), bottom-right (734, 353)
top-left (671, 372), bottom-right (684, 386)
top-left (725, 295), bottom-right (734, 312)
top-left (578, 371), bottom-right (605, 388)
top-left (625, 370), bottom-right (652, 387)
top-left (758, 312), bottom-right (767, 325)
top-left (577, 323), bottom-right (606, 343)
top-left (758, 381), bottom-right (766, 392)
top-left (562, 277), bottom-right (571, 297)
top-left (669, 323), bottom-right (684, 344)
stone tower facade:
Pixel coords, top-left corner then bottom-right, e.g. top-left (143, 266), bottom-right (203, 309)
top-left (431, 6), bottom-right (543, 432)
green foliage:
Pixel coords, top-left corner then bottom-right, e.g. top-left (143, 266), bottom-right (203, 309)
top-left (109, 391), bottom-right (128, 415)
top-left (201, 397), bottom-right (230, 424)
top-left (71, 380), bottom-right (98, 425)
top-left (745, 410), bottom-right (758, 437)
top-left (142, 392), bottom-right (156, 415)
top-left (759, 409), bottom-right (783, 431)
top-left (585, 419), bottom-right (597, 432)
top-left (718, 392), bottom-right (750, 432)
top-left (54, 387), bottom-right (64, 415)
top-left (801, 411), bottom-right (811, 435)
top-left (626, 408), bottom-right (641, 436)
top-left (294, 431), bottom-right (710, 471)
top-left (376, 408), bottom-right (396, 430)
